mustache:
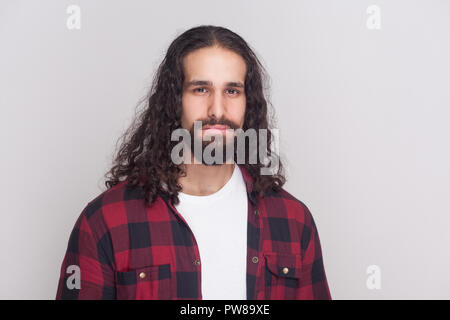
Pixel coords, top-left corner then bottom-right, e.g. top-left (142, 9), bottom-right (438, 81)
top-left (190, 117), bottom-right (241, 131)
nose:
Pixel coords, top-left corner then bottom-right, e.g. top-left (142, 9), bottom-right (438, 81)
top-left (207, 90), bottom-right (226, 120)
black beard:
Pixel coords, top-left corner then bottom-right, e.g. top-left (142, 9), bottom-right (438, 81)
top-left (189, 127), bottom-right (235, 166)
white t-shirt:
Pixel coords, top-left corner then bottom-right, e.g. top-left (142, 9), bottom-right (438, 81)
top-left (174, 164), bottom-right (248, 300)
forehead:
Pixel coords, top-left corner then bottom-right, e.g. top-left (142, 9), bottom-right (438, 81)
top-left (182, 46), bottom-right (246, 83)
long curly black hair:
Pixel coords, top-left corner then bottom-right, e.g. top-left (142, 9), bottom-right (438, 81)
top-left (104, 25), bottom-right (285, 207)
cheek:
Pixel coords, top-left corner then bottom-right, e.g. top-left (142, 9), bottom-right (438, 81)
top-left (181, 96), bottom-right (198, 129)
top-left (231, 99), bottom-right (246, 126)
top-left (181, 94), bottom-right (212, 127)
top-left (180, 109), bottom-right (190, 130)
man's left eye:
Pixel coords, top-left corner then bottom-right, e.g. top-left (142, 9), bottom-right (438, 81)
top-left (226, 89), bottom-right (239, 95)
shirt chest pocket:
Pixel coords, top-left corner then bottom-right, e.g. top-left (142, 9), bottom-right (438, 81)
top-left (115, 263), bottom-right (172, 300)
top-left (262, 252), bottom-right (302, 300)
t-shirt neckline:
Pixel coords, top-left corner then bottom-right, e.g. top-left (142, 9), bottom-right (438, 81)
top-left (177, 164), bottom-right (241, 204)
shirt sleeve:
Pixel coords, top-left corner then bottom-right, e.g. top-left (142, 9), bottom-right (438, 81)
top-left (297, 205), bottom-right (332, 300)
top-left (55, 205), bottom-right (116, 299)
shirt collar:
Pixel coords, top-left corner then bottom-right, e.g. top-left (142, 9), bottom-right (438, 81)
top-left (158, 165), bottom-right (254, 190)
top-left (158, 164), bottom-right (258, 206)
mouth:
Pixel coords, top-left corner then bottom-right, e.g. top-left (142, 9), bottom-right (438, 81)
top-left (202, 124), bottom-right (230, 130)
top-left (202, 124), bottom-right (230, 134)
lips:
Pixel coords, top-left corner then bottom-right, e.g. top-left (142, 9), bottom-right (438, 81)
top-left (202, 124), bottom-right (230, 130)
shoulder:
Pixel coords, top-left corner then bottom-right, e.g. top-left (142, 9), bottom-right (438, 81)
top-left (75, 180), bottom-right (156, 240)
top-left (261, 187), bottom-right (323, 253)
top-left (81, 180), bottom-right (131, 218)
top-left (261, 187), bottom-right (317, 229)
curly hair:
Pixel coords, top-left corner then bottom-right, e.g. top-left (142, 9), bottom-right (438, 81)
top-left (104, 25), bottom-right (285, 207)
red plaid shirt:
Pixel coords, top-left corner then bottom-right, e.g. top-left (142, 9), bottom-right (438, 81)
top-left (56, 166), bottom-right (332, 300)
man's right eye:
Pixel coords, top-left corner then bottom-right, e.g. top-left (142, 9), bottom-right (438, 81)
top-left (193, 87), bottom-right (207, 93)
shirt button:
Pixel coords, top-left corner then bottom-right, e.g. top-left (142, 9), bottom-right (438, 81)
top-left (254, 209), bottom-right (259, 215)
top-left (282, 267), bottom-right (289, 274)
top-left (139, 272), bottom-right (146, 279)
top-left (193, 259), bottom-right (201, 266)
top-left (252, 256), bottom-right (259, 263)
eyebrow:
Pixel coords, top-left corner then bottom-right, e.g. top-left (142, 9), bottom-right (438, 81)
top-left (184, 80), bottom-right (245, 89)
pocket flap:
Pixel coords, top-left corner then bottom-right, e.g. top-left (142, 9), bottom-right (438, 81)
top-left (116, 264), bottom-right (171, 285)
top-left (263, 252), bottom-right (302, 279)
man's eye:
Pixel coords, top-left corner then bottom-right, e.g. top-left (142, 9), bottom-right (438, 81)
top-left (193, 87), bottom-right (207, 93)
top-left (226, 89), bottom-right (240, 95)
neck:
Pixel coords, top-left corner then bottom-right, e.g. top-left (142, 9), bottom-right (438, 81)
top-left (178, 162), bottom-right (235, 196)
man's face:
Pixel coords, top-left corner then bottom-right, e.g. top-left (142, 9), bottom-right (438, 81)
top-left (181, 46), bottom-right (247, 163)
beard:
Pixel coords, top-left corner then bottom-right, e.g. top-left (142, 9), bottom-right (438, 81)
top-left (188, 117), bottom-right (240, 166)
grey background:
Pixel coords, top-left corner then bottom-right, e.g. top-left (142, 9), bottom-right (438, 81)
top-left (1, 0), bottom-right (449, 299)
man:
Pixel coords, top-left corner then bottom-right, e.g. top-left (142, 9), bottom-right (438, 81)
top-left (56, 25), bottom-right (331, 300)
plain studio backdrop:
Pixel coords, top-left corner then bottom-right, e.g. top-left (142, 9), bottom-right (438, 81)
top-left (1, 0), bottom-right (449, 299)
